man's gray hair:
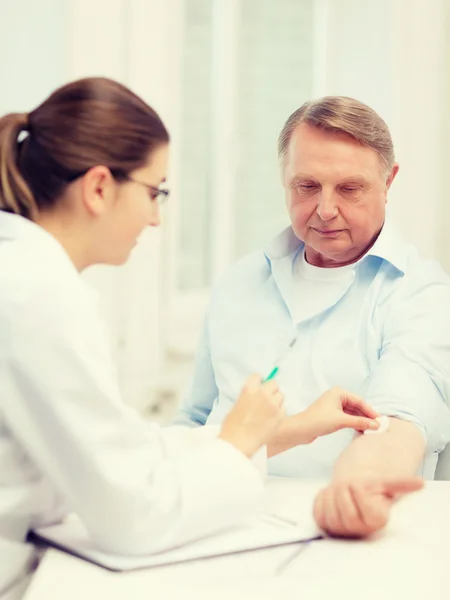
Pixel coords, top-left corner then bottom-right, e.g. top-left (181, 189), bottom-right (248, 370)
top-left (278, 96), bottom-right (395, 174)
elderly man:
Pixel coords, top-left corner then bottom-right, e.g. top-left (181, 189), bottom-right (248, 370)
top-left (174, 97), bottom-right (450, 537)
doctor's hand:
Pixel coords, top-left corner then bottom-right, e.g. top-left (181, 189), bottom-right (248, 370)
top-left (313, 477), bottom-right (424, 538)
top-left (302, 387), bottom-right (380, 442)
top-left (218, 374), bottom-right (285, 458)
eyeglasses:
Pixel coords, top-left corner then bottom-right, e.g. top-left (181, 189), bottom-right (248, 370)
top-left (125, 175), bottom-right (170, 206)
top-left (65, 169), bottom-right (170, 205)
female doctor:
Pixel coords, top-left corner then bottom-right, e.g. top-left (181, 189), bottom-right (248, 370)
top-left (0, 77), bottom-right (380, 598)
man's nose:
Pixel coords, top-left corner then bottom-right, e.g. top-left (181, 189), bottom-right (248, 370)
top-left (316, 190), bottom-right (338, 221)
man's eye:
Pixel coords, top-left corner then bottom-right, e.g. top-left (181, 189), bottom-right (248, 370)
top-left (341, 186), bottom-right (359, 193)
top-left (297, 184), bottom-right (317, 192)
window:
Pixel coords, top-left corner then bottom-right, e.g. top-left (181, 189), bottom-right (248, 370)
top-left (169, 0), bottom-right (316, 352)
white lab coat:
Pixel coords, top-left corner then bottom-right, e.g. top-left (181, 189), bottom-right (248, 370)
top-left (0, 212), bottom-right (265, 598)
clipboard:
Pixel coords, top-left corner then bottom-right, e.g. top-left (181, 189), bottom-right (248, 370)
top-left (28, 513), bottom-right (321, 572)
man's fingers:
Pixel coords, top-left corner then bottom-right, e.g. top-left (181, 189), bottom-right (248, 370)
top-left (350, 482), bottom-right (388, 531)
top-left (322, 487), bottom-right (342, 535)
top-left (381, 477), bottom-right (424, 498)
top-left (313, 490), bottom-right (325, 528)
top-left (335, 484), bottom-right (363, 536)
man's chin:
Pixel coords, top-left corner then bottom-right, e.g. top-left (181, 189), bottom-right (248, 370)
top-left (305, 242), bottom-right (353, 268)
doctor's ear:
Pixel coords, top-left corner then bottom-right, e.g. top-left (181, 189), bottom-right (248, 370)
top-left (80, 166), bottom-right (117, 217)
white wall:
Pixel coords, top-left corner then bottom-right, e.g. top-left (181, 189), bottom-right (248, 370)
top-left (0, 0), bottom-right (183, 411)
top-left (2, 0), bottom-right (450, 416)
top-left (67, 0), bottom-right (183, 410)
top-left (320, 0), bottom-right (449, 264)
top-left (0, 0), bottom-right (67, 113)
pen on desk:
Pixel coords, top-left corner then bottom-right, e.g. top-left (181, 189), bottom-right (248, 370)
top-left (263, 336), bottom-right (298, 382)
top-left (275, 542), bottom-right (311, 576)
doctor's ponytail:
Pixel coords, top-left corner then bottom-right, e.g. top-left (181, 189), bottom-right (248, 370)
top-left (0, 113), bottom-right (38, 219)
top-left (0, 77), bottom-right (169, 222)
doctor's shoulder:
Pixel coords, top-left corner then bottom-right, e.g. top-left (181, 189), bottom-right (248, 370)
top-left (0, 242), bottom-right (96, 332)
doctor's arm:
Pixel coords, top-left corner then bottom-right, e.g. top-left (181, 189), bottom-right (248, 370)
top-left (5, 284), bottom-right (282, 556)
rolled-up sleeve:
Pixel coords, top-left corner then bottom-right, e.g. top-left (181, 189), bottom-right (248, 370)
top-left (359, 274), bottom-right (450, 453)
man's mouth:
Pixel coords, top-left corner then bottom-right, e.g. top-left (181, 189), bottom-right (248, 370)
top-left (311, 227), bottom-right (343, 237)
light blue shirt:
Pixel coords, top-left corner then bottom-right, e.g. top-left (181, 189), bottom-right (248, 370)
top-left (173, 222), bottom-right (450, 479)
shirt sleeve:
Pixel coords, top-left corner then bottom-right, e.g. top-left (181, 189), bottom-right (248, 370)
top-left (164, 424), bottom-right (268, 478)
top-left (358, 272), bottom-right (450, 453)
top-left (3, 282), bottom-right (263, 556)
top-left (171, 313), bottom-right (219, 427)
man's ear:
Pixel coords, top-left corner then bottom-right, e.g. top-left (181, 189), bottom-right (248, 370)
top-left (386, 163), bottom-right (400, 192)
top-left (80, 166), bottom-right (115, 217)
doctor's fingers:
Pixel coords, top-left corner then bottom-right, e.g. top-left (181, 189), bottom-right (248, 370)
top-left (341, 393), bottom-right (379, 419)
top-left (341, 414), bottom-right (380, 433)
top-left (265, 390), bottom-right (284, 409)
top-left (244, 374), bottom-right (280, 396)
top-left (261, 379), bottom-right (280, 395)
top-left (244, 373), bottom-right (263, 393)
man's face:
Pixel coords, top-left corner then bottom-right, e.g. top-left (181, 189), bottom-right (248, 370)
top-left (283, 123), bottom-right (398, 267)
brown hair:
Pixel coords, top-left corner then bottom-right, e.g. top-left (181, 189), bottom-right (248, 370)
top-left (0, 77), bottom-right (169, 220)
top-left (278, 96), bottom-right (394, 174)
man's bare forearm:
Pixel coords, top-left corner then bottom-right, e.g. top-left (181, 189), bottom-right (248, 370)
top-left (333, 418), bottom-right (425, 481)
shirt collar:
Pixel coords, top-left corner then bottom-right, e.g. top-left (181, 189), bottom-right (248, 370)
top-left (0, 210), bottom-right (44, 240)
top-left (0, 211), bottom-right (80, 276)
top-left (364, 220), bottom-right (407, 274)
top-left (264, 218), bottom-right (407, 274)
top-left (264, 226), bottom-right (302, 263)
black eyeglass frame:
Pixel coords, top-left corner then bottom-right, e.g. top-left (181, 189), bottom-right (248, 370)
top-left (66, 168), bottom-right (170, 205)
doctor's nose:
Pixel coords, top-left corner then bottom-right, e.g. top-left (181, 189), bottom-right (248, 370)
top-left (148, 203), bottom-right (161, 227)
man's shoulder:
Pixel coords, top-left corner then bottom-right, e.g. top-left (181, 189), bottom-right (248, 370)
top-left (370, 226), bottom-right (450, 291)
top-left (400, 243), bottom-right (450, 292)
top-left (375, 238), bottom-right (450, 318)
top-left (206, 249), bottom-right (272, 314)
top-left (214, 249), bottom-right (271, 289)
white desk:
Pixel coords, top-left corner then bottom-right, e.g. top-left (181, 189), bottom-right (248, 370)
top-left (24, 479), bottom-right (450, 600)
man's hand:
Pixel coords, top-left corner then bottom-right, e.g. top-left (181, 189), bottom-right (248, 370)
top-left (313, 477), bottom-right (424, 538)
